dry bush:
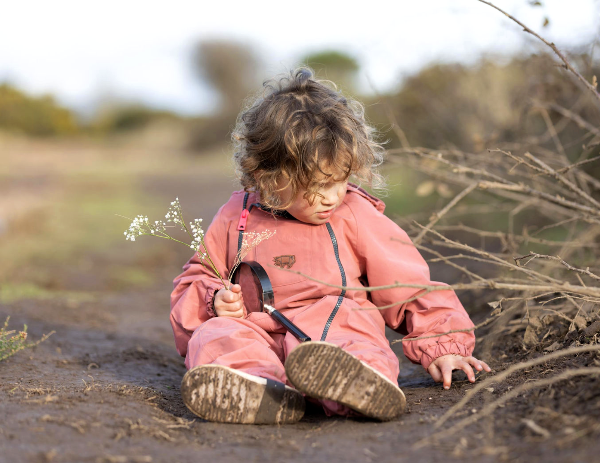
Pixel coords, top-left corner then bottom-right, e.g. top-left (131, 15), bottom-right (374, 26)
top-left (375, 0), bottom-right (600, 447)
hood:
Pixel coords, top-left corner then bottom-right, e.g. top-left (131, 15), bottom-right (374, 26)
top-left (347, 183), bottom-right (386, 214)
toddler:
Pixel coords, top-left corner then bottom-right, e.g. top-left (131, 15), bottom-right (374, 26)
top-left (170, 68), bottom-right (490, 424)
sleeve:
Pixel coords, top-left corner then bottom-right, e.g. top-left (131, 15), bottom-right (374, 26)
top-left (169, 205), bottom-right (231, 358)
top-left (355, 205), bottom-right (475, 371)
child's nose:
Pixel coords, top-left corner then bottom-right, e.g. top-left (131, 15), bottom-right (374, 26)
top-left (322, 190), bottom-right (337, 205)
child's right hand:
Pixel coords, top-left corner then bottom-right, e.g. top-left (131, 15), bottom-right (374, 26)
top-left (214, 284), bottom-right (244, 318)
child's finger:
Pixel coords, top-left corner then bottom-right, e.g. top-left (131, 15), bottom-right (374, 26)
top-left (229, 284), bottom-right (242, 294)
top-left (222, 289), bottom-right (242, 303)
top-left (219, 307), bottom-right (244, 318)
top-left (465, 356), bottom-right (492, 373)
top-left (458, 361), bottom-right (476, 383)
top-left (224, 300), bottom-right (244, 312)
top-left (478, 359), bottom-right (492, 372)
top-left (440, 364), bottom-right (453, 390)
top-left (428, 362), bottom-right (443, 383)
top-left (464, 356), bottom-right (484, 371)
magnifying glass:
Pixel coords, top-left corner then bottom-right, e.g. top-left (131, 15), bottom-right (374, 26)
top-left (231, 261), bottom-right (311, 343)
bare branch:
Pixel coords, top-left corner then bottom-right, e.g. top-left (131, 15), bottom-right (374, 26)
top-left (434, 344), bottom-right (600, 429)
top-left (514, 252), bottom-right (600, 282)
top-left (522, 151), bottom-right (600, 209)
top-left (418, 366), bottom-right (600, 448)
top-left (390, 314), bottom-right (499, 344)
top-left (545, 103), bottom-right (600, 137)
top-left (477, 180), bottom-right (600, 217)
top-left (268, 263), bottom-right (600, 301)
top-left (413, 183), bottom-right (478, 245)
top-left (477, 0), bottom-right (600, 104)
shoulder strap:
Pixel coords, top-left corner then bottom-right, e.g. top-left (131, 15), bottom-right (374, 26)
top-left (237, 192), bottom-right (249, 254)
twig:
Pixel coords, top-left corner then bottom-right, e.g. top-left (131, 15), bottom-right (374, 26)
top-left (366, 73), bottom-right (411, 149)
top-left (389, 148), bottom-right (599, 220)
top-left (530, 216), bottom-right (582, 237)
top-left (268, 263), bottom-right (600, 301)
top-left (390, 314), bottom-right (499, 344)
top-left (416, 367), bottom-right (600, 448)
top-left (514, 252), bottom-right (600, 281)
top-left (434, 344), bottom-right (600, 429)
top-left (410, 222), bottom-right (563, 285)
top-left (538, 106), bottom-right (566, 158)
top-left (411, 242), bottom-right (487, 282)
top-left (546, 103), bottom-right (600, 137)
top-left (435, 224), bottom-right (596, 248)
top-left (522, 151), bottom-right (600, 209)
top-left (477, 180), bottom-right (600, 217)
top-left (477, 0), bottom-right (600, 104)
top-left (413, 183), bottom-right (478, 245)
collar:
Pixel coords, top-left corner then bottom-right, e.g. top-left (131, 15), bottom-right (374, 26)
top-left (250, 202), bottom-right (297, 220)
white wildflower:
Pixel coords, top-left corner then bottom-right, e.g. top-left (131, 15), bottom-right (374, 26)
top-left (123, 198), bottom-right (246, 292)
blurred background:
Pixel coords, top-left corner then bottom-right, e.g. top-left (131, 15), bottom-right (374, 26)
top-left (0, 0), bottom-right (599, 309)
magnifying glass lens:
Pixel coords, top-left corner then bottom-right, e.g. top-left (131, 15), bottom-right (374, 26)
top-left (235, 264), bottom-right (262, 313)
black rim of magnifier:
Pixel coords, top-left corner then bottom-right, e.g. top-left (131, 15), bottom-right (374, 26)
top-left (231, 261), bottom-right (274, 309)
top-left (230, 261), bottom-right (311, 342)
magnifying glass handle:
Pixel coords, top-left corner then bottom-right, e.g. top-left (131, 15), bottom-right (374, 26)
top-left (269, 309), bottom-right (311, 343)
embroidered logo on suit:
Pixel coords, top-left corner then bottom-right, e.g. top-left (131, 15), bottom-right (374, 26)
top-left (273, 255), bottom-right (296, 269)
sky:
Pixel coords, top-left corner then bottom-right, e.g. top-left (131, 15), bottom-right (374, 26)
top-left (0, 0), bottom-right (598, 116)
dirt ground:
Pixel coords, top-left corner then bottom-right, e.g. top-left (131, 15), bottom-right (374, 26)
top-left (1, 134), bottom-right (599, 463)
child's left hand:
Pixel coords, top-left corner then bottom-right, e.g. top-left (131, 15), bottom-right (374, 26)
top-left (427, 354), bottom-right (491, 390)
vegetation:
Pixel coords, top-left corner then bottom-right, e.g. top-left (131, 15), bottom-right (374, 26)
top-left (376, 1), bottom-right (600, 448)
top-left (0, 316), bottom-right (53, 362)
top-left (300, 50), bottom-right (360, 94)
top-left (0, 83), bottom-right (78, 136)
top-left (93, 104), bottom-right (182, 133)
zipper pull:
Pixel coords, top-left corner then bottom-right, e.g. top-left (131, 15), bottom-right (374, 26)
top-left (237, 209), bottom-right (249, 231)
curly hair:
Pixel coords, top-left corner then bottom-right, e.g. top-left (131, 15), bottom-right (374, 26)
top-left (232, 67), bottom-right (386, 209)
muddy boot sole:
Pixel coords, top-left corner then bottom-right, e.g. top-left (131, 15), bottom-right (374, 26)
top-left (285, 341), bottom-right (406, 421)
top-left (181, 365), bottom-right (305, 424)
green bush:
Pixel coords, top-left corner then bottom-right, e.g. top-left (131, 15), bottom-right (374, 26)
top-left (93, 105), bottom-right (181, 133)
top-left (0, 83), bottom-right (78, 136)
top-left (0, 316), bottom-right (54, 362)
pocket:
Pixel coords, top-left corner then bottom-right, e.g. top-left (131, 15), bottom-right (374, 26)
top-left (254, 226), bottom-right (314, 288)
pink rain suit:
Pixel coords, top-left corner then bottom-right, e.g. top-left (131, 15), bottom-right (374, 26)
top-left (170, 184), bottom-right (475, 415)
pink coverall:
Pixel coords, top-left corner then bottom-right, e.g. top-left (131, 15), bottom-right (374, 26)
top-left (170, 184), bottom-right (476, 415)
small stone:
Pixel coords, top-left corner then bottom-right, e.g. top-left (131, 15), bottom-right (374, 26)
top-left (584, 320), bottom-right (600, 337)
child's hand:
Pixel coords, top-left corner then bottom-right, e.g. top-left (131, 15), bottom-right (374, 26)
top-left (214, 284), bottom-right (244, 318)
top-left (427, 354), bottom-right (491, 389)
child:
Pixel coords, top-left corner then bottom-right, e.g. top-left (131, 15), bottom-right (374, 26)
top-left (170, 67), bottom-right (490, 424)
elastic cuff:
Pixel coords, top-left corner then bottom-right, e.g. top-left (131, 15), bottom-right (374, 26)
top-left (420, 340), bottom-right (473, 371)
top-left (205, 284), bottom-right (225, 317)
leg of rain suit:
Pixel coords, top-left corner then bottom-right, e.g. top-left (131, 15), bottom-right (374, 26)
top-left (185, 316), bottom-right (287, 384)
top-left (284, 297), bottom-right (401, 417)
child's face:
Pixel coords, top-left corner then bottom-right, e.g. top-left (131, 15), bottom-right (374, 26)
top-left (278, 173), bottom-right (348, 225)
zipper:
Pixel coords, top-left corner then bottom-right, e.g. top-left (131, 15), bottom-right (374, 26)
top-left (237, 192), bottom-right (250, 253)
top-left (320, 222), bottom-right (347, 341)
